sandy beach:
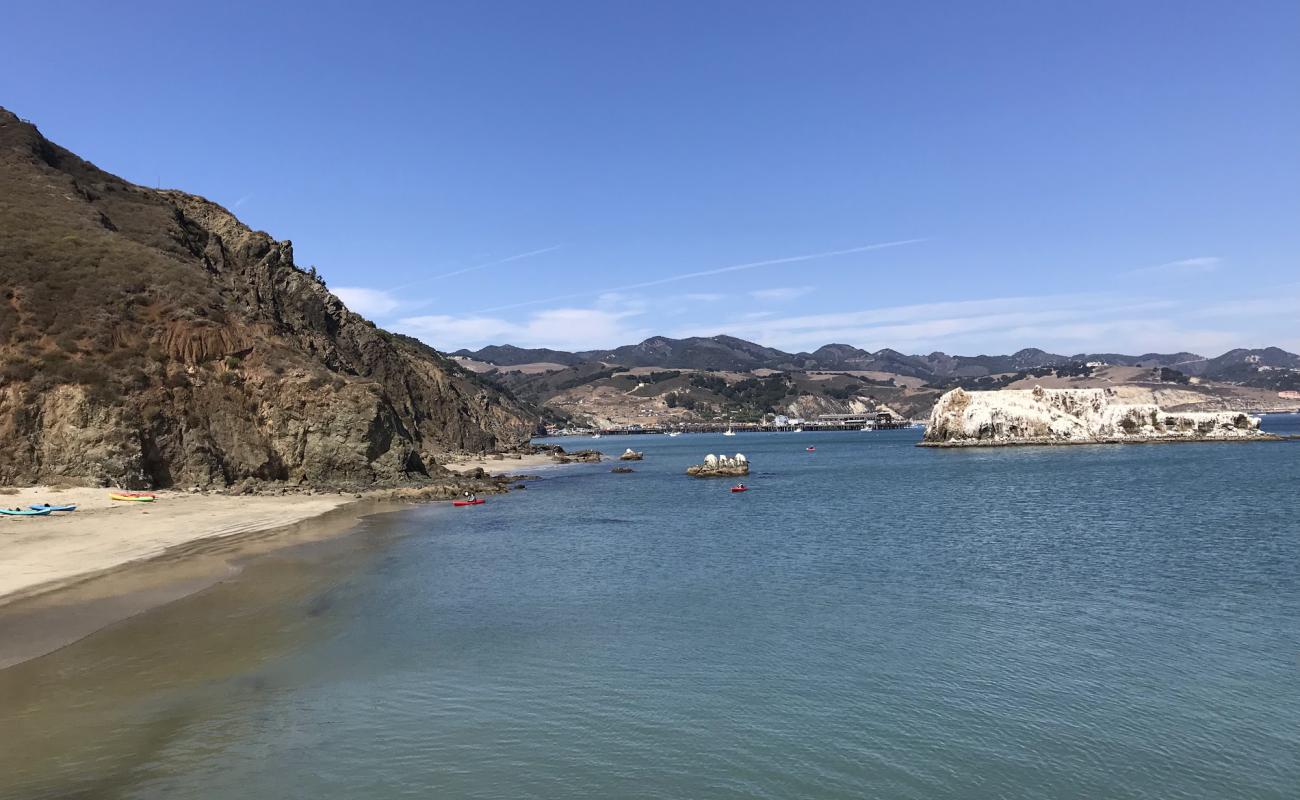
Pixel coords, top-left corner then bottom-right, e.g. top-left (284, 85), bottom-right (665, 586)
top-left (0, 453), bottom-right (586, 668)
top-left (442, 450), bottom-right (573, 475)
top-left (0, 487), bottom-right (388, 669)
top-left (0, 487), bottom-right (355, 605)
top-left (0, 451), bottom-right (573, 605)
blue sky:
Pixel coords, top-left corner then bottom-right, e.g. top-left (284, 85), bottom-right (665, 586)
top-left (4, 1), bottom-right (1297, 355)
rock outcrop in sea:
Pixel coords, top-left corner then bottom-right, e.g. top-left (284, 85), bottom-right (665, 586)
top-left (553, 450), bottom-right (602, 464)
top-left (619, 449), bottom-right (644, 461)
top-left (687, 453), bottom-right (749, 477)
top-left (921, 386), bottom-right (1271, 447)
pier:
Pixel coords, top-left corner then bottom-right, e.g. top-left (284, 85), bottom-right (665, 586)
top-left (550, 412), bottom-right (919, 437)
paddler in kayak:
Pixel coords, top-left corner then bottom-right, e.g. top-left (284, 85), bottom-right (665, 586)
top-left (462, 490), bottom-right (477, 503)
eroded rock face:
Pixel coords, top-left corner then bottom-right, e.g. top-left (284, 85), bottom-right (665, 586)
top-left (0, 109), bottom-right (537, 488)
top-left (921, 386), bottom-right (1268, 447)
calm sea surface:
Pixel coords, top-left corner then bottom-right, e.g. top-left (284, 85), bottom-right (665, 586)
top-left (2, 417), bottom-right (1299, 799)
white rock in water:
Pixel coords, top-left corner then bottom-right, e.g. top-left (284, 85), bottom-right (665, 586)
top-left (923, 386), bottom-right (1266, 446)
top-left (735, 453), bottom-right (747, 463)
top-left (705, 454), bottom-right (718, 465)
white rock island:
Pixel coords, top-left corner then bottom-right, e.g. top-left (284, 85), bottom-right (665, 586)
top-left (921, 386), bottom-right (1273, 447)
top-left (686, 453), bottom-right (750, 477)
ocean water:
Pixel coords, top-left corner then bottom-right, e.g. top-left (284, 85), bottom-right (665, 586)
top-left (2, 418), bottom-right (1299, 799)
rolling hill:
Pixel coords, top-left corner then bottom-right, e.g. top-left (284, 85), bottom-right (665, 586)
top-left (457, 336), bottom-right (1298, 386)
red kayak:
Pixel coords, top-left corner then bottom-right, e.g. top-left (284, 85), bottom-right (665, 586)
top-left (806, 446), bottom-right (816, 452)
top-left (730, 485), bottom-right (748, 493)
top-left (452, 498), bottom-right (485, 507)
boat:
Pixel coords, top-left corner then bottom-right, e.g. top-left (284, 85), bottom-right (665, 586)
top-left (110, 493), bottom-right (155, 502)
top-left (730, 485), bottom-right (748, 493)
top-left (591, 433), bottom-right (602, 439)
top-left (452, 498), bottom-right (485, 507)
top-left (666, 431), bottom-right (681, 437)
top-left (793, 427), bottom-right (803, 433)
top-left (806, 446), bottom-right (816, 452)
top-left (30, 504), bottom-right (77, 512)
top-left (1, 507), bottom-right (52, 516)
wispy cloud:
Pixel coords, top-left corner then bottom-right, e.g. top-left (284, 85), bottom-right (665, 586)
top-left (333, 286), bottom-right (400, 317)
top-left (389, 282), bottom-right (1286, 355)
top-left (750, 285), bottom-right (815, 302)
top-left (398, 306), bottom-right (649, 352)
top-left (1127, 256), bottom-right (1221, 277)
top-left (474, 238), bottom-right (924, 314)
top-left (390, 245), bottom-right (562, 291)
top-left (670, 294), bottom-right (1189, 353)
top-left (233, 193), bottom-right (253, 208)
top-left (1198, 283), bottom-right (1300, 318)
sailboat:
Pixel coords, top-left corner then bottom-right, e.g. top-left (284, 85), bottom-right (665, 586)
top-left (723, 418), bottom-right (736, 436)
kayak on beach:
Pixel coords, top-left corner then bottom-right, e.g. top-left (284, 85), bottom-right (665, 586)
top-left (30, 504), bottom-right (77, 512)
top-left (109, 493), bottom-right (155, 502)
top-left (1, 507), bottom-right (52, 516)
top-left (453, 499), bottom-right (485, 507)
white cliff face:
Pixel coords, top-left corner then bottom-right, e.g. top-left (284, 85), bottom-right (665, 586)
top-left (923, 386), bottom-right (1267, 446)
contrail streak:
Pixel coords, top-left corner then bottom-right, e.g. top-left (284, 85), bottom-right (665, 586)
top-left (390, 245), bottom-right (562, 291)
top-left (472, 239), bottom-right (925, 314)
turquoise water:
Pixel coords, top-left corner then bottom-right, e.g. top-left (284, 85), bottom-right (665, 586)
top-left (3, 418), bottom-right (1299, 798)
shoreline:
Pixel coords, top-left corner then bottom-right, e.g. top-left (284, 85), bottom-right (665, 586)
top-left (0, 451), bottom-right (572, 609)
top-left (918, 433), bottom-right (1295, 448)
top-left (0, 492), bottom-right (388, 670)
top-left (0, 451), bottom-right (592, 670)
top-left (0, 488), bottom-right (357, 608)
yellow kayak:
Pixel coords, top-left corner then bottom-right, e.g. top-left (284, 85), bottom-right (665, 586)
top-left (109, 493), bottom-right (155, 502)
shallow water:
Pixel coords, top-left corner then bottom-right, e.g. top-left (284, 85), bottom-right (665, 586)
top-left (2, 419), bottom-right (1299, 799)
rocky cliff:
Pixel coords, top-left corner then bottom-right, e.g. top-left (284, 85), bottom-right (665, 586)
top-left (0, 108), bottom-right (537, 488)
top-left (921, 386), bottom-right (1269, 447)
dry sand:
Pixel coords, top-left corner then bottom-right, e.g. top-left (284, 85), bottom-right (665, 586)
top-left (441, 451), bottom-right (569, 475)
top-left (0, 487), bottom-right (353, 606)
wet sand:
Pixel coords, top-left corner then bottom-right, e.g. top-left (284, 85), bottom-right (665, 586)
top-left (0, 489), bottom-right (397, 669)
top-left (0, 452), bottom-right (584, 669)
top-left (0, 487), bottom-right (355, 605)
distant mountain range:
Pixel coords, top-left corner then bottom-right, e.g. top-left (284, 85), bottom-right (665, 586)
top-left (455, 337), bottom-right (1300, 383)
